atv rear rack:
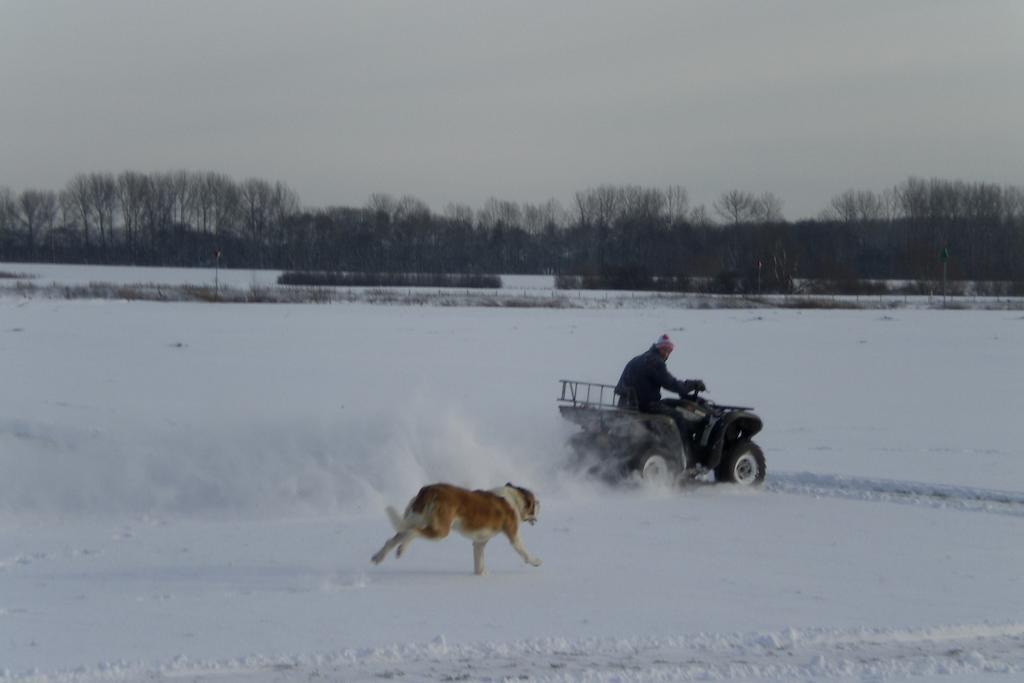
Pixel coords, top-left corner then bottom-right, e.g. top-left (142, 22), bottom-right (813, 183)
top-left (557, 379), bottom-right (625, 410)
top-left (558, 379), bottom-right (666, 439)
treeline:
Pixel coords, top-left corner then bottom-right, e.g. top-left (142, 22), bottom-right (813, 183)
top-left (1, 172), bottom-right (1023, 290)
top-left (0, 172), bottom-right (299, 269)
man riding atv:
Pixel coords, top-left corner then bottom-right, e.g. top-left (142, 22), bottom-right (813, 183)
top-left (559, 333), bottom-right (765, 485)
top-left (615, 333), bottom-right (706, 445)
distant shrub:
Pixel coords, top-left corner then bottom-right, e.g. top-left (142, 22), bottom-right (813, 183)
top-left (653, 275), bottom-right (694, 292)
top-left (706, 271), bottom-right (741, 294)
top-left (802, 279), bottom-right (890, 296)
top-left (777, 297), bottom-right (863, 310)
top-left (889, 279), bottom-right (965, 297)
top-left (554, 274), bottom-right (583, 289)
top-left (973, 280), bottom-right (1024, 297)
top-left (278, 271), bottom-right (501, 289)
top-left (41, 281), bottom-right (327, 304)
top-left (889, 280), bottom-right (933, 296)
top-left (0, 270), bottom-right (33, 279)
top-left (554, 271), bottom-right (693, 292)
top-left (184, 286), bottom-right (220, 303)
top-left (972, 281), bottom-right (1001, 297)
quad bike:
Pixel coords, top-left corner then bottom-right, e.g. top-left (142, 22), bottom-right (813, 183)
top-left (557, 379), bottom-right (766, 486)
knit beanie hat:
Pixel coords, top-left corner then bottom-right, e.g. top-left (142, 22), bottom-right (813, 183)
top-left (654, 333), bottom-right (674, 352)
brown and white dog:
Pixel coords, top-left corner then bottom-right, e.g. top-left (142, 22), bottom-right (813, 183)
top-left (370, 482), bottom-right (542, 575)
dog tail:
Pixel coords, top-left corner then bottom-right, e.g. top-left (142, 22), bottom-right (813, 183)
top-left (386, 505), bottom-right (404, 531)
top-left (387, 502), bottom-right (433, 532)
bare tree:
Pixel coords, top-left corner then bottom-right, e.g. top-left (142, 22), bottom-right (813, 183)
top-left (855, 191), bottom-right (886, 222)
top-left (820, 189), bottom-right (886, 223)
top-left (366, 193), bottom-right (398, 223)
top-left (1005, 185), bottom-right (1024, 222)
top-left (820, 189), bottom-right (855, 223)
top-left (16, 189), bottom-right (58, 254)
top-left (240, 178), bottom-right (275, 266)
top-left (118, 171), bottom-right (150, 258)
top-left (269, 181), bottom-right (301, 256)
top-left (930, 179), bottom-right (966, 223)
top-left (205, 172), bottom-right (241, 237)
top-left (168, 170), bottom-right (195, 227)
top-left (877, 188), bottom-right (898, 221)
top-left (443, 202), bottom-right (474, 226)
top-left (620, 185), bottom-right (666, 224)
top-left (146, 173), bottom-right (178, 247)
top-left (574, 185), bottom-right (622, 226)
top-left (713, 189), bottom-right (758, 224)
top-left (766, 234), bottom-right (796, 292)
top-left (193, 172), bottom-right (235, 234)
top-left (64, 175), bottom-right (96, 248)
top-left (65, 173), bottom-right (119, 251)
top-left (0, 187), bottom-right (15, 246)
top-left (233, 178), bottom-right (298, 266)
top-left (664, 185), bottom-right (690, 223)
top-left (752, 192), bottom-right (785, 222)
top-left (393, 195), bottom-right (430, 223)
top-left (522, 198), bottom-right (566, 234)
top-left (689, 204), bottom-right (714, 227)
top-left (477, 197), bottom-right (522, 230)
top-left (894, 177), bottom-right (930, 222)
top-left (89, 173), bottom-right (119, 251)
top-left (961, 182), bottom-right (1003, 224)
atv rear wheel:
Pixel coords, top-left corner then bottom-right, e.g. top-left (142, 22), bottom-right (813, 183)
top-left (714, 441), bottom-right (766, 486)
top-left (635, 447), bottom-right (679, 486)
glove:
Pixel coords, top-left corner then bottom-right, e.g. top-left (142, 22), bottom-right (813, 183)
top-left (682, 379), bottom-right (705, 394)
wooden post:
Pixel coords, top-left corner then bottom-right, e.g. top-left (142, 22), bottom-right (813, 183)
top-left (213, 248), bottom-right (222, 301)
top-left (940, 247), bottom-right (949, 308)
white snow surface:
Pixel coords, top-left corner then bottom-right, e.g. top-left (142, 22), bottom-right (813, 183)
top-left (1, 264), bottom-right (1023, 682)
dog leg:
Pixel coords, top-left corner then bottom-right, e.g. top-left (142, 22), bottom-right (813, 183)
top-left (371, 530), bottom-right (413, 564)
top-left (473, 540), bottom-right (488, 575)
top-left (379, 503), bottom-right (430, 561)
top-left (508, 534), bottom-right (542, 567)
top-left (396, 530), bottom-right (419, 558)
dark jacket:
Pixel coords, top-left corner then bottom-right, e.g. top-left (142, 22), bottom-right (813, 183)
top-left (615, 345), bottom-right (691, 411)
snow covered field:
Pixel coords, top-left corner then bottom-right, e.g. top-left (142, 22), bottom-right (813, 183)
top-left (1, 264), bottom-right (1023, 681)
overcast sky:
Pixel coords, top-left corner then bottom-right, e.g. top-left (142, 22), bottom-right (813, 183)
top-left (2, 1), bottom-right (1023, 220)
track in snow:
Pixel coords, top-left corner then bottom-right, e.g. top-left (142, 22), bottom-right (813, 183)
top-left (25, 622), bottom-right (1024, 682)
top-left (764, 471), bottom-right (1024, 517)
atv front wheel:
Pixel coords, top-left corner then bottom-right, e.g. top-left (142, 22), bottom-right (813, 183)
top-left (714, 441), bottom-right (766, 486)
